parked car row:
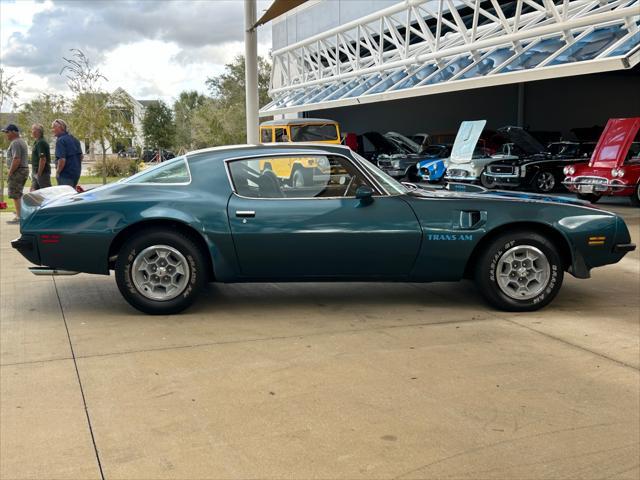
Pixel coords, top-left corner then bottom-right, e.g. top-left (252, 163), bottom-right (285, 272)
top-left (258, 117), bottom-right (640, 206)
top-left (397, 118), bottom-right (638, 206)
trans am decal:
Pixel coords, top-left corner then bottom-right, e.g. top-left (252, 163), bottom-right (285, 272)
top-left (427, 234), bottom-right (473, 241)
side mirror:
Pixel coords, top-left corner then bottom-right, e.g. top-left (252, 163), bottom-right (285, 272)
top-left (355, 185), bottom-right (374, 205)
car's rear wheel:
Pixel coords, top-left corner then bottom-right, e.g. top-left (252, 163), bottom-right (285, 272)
top-left (631, 183), bottom-right (640, 207)
top-left (577, 193), bottom-right (601, 203)
top-left (533, 170), bottom-right (556, 193)
top-left (115, 229), bottom-right (206, 314)
top-left (475, 231), bottom-right (564, 311)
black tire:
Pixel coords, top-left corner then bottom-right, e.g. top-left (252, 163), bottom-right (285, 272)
top-left (474, 231), bottom-right (564, 312)
top-left (532, 170), bottom-right (557, 193)
top-left (115, 229), bottom-right (207, 314)
top-left (291, 167), bottom-right (312, 187)
top-left (577, 193), bottom-right (601, 203)
top-left (480, 172), bottom-right (496, 189)
top-left (631, 183), bottom-right (640, 207)
top-left (406, 166), bottom-right (420, 183)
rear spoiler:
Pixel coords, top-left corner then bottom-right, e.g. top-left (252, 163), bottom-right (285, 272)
top-left (22, 185), bottom-right (78, 209)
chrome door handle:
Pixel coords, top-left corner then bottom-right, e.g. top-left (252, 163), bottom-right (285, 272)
top-left (235, 210), bottom-right (255, 218)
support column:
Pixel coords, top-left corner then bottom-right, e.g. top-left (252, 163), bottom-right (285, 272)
top-left (244, 0), bottom-right (259, 144)
top-left (517, 82), bottom-right (525, 127)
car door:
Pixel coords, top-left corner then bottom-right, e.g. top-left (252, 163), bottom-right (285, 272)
top-left (225, 153), bottom-right (422, 279)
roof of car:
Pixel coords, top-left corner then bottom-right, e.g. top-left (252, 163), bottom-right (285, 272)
top-left (260, 118), bottom-right (337, 127)
top-left (186, 143), bottom-right (352, 162)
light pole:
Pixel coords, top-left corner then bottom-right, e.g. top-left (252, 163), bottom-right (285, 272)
top-left (244, 0), bottom-right (259, 144)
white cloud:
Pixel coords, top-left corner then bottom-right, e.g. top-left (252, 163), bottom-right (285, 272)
top-left (0, 0), bottom-right (273, 111)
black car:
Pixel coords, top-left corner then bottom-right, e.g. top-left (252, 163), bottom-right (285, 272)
top-left (356, 132), bottom-right (423, 181)
top-left (481, 127), bottom-right (594, 193)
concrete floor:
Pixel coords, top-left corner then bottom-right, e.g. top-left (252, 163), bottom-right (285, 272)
top-left (1, 200), bottom-right (638, 480)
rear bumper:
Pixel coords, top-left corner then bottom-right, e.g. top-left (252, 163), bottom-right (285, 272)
top-left (613, 243), bottom-right (636, 253)
top-left (11, 234), bottom-right (40, 265)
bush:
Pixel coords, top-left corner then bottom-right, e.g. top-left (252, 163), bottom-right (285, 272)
top-left (90, 157), bottom-right (143, 177)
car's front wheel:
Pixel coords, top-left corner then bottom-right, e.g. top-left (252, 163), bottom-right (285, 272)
top-left (631, 183), bottom-right (640, 207)
top-left (474, 231), bottom-right (564, 311)
top-left (115, 229), bottom-right (207, 314)
top-left (480, 172), bottom-right (496, 189)
top-left (533, 170), bottom-right (556, 193)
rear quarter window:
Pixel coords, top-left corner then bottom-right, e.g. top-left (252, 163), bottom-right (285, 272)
top-left (123, 156), bottom-right (191, 184)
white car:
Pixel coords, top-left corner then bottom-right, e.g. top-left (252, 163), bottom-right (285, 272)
top-left (443, 120), bottom-right (517, 184)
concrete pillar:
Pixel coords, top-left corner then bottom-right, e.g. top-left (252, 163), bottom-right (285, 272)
top-left (517, 83), bottom-right (525, 127)
top-left (244, 0), bottom-right (259, 144)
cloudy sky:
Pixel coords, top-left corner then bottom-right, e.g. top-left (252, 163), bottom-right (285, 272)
top-left (0, 0), bottom-right (273, 112)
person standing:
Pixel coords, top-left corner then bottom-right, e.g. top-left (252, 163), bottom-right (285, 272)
top-left (51, 119), bottom-right (83, 187)
top-left (2, 124), bottom-right (29, 224)
top-left (30, 123), bottom-right (52, 191)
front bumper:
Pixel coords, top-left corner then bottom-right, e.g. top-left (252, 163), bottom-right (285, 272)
top-left (563, 178), bottom-right (635, 196)
top-left (11, 234), bottom-right (40, 265)
top-left (445, 175), bottom-right (478, 183)
top-left (482, 173), bottom-right (522, 187)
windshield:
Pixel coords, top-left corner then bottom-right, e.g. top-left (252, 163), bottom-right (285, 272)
top-left (548, 143), bottom-right (579, 156)
top-left (351, 151), bottom-right (408, 195)
top-left (290, 123), bottom-right (339, 142)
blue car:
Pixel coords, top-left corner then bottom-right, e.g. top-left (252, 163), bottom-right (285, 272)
top-left (417, 144), bottom-right (450, 182)
top-left (11, 143), bottom-right (635, 315)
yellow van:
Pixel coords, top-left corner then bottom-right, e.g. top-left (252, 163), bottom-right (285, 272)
top-left (259, 118), bottom-right (342, 186)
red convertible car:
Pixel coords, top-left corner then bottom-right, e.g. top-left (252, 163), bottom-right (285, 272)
top-left (564, 117), bottom-right (640, 206)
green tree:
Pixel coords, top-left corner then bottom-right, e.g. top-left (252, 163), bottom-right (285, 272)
top-left (0, 67), bottom-right (20, 111)
top-left (142, 100), bottom-right (175, 149)
top-left (61, 49), bottom-right (134, 184)
top-left (18, 93), bottom-right (68, 142)
top-left (173, 90), bottom-right (207, 151)
top-left (196, 55), bottom-right (271, 145)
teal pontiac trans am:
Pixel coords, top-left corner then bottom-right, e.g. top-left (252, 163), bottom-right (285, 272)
top-left (11, 144), bottom-right (635, 315)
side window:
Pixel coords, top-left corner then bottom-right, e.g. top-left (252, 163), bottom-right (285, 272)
top-left (124, 156), bottom-right (190, 184)
top-left (274, 128), bottom-right (289, 142)
top-left (228, 155), bottom-right (372, 199)
top-left (260, 128), bottom-right (272, 143)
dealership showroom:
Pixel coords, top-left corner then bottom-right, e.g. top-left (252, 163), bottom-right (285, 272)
top-left (2, 0), bottom-right (640, 478)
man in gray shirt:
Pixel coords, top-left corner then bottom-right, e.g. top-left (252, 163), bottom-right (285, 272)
top-left (2, 124), bottom-right (29, 223)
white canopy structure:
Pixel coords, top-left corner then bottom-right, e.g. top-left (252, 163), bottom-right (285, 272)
top-left (260, 0), bottom-right (640, 117)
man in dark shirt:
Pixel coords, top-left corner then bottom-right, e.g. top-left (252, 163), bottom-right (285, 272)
top-left (51, 119), bottom-right (83, 187)
top-left (30, 123), bottom-right (52, 190)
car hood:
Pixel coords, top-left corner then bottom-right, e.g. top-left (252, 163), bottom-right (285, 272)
top-left (449, 120), bottom-right (486, 164)
top-left (409, 184), bottom-right (597, 208)
top-left (418, 158), bottom-right (445, 167)
top-left (590, 117), bottom-right (640, 168)
top-left (497, 126), bottom-right (547, 156)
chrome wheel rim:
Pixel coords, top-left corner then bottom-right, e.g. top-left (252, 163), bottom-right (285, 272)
top-left (537, 172), bottom-right (555, 192)
top-left (131, 245), bottom-right (190, 301)
top-left (496, 245), bottom-right (550, 300)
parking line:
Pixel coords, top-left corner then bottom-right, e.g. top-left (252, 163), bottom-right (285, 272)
top-left (53, 277), bottom-right (106, 480)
